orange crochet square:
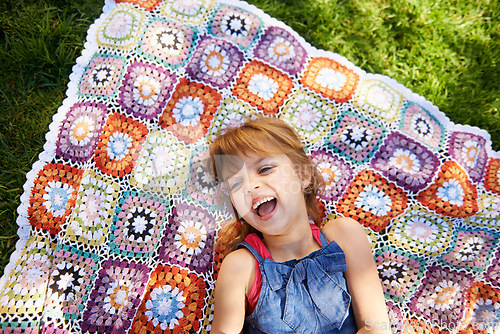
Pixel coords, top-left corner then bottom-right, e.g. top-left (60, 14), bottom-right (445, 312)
top-left (28, 163), bottom-right (84, 235)
top-left (301, 57), bottom-right (359, 103)
top-left (417, 160), bottom-right (479, 217)
top-left (93, 112), bottom-right (149, 178)
top-left (484, 158), bottom-right (500, 195)
top-left (232, 60), bottom-right (293, 115)
top-left (115, 0), bottom-right (161, 11)
top-left (130, 264), bottom-right (208, 333)
top-left (158, 77), bottom-right (222, 144)
top-left (336, 170), bottom-right (408, 232)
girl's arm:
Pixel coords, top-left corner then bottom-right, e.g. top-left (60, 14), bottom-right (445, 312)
top-left (323, 218), bottom-right (391, 334)
top-left (212, 249), bottom-right (255, 334)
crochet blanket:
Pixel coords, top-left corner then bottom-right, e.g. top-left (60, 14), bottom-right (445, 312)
top-left (1, 0), bottom-right (499, 333)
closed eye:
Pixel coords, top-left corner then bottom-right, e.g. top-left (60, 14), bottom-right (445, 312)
top-left (227, 178), bottom-right (243, 193)
top-left (230, 182), bottom-right (242, 192)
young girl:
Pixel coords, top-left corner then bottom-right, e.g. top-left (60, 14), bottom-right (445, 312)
top-left (209, 117), bottom-right (390, 333)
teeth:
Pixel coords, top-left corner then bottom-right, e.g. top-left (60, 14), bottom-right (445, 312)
top-left (252, 197), bottom-right (275, 210)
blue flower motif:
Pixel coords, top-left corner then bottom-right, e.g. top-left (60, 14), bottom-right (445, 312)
top-left (107, 132), bottom-right (132, 160)
top-left (42, 181), bottom-right (72, 216)
top-left (437, 178), bottom-right (464, 206)
top-left (248, 73), bottom-right (278, 100)
top-left (355, 184), bottom-right (392, 217)
top-left (472, 298), bottom-right (500, 330)
top-left (172, 96), bottom-right (204, 126)
top-left (145, 285), bottom-right (185, 330)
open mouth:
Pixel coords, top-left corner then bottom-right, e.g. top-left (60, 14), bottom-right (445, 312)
top-left (252, 196), bottom-right (277, 217)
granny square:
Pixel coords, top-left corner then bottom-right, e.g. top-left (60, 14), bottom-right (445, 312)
top-left (301, 57), bottom-right (359, 103)
top-left (118, 60), bottom-right (177, 121)
top-left (130, 130), bottom-right (191, 195)
top-left (55, 101), bottom-right (108, 164)
top-left (353, 76), bottom-right (404, 126)
top-left (336, 170), bottom-right (408, 232)
top-left (158, 202), bottom-right (216, 273)
top-left (399, 101), bottom-right (446, 151)
top-left (253, 26), bottom-right (307, 76)
top-left (388, 205), bottom-right (454, 257)
top-left (80, 259), bottom-right (150, 333)
top-left (409, 266), bottom-right (473, 331)
top-left (44, 244), bottom-right (101, 322)
top-left (66, 169), bottom-right (121, 247)
top-left (325, 109), bottom-right (387, 165)
top-left (129, 264), bottom-right (208, 333)
top-left (28, 163), bottom-right (84, 235)
top-left (448, 131), bottom-right (488, 183)
top-left (108, 190), bottom-right (170, 259)
top-left (186, 35), bottom-right (245, 89)
top-left (370, 131), bottom-right (440, 192)
top-left (78, 54), bottom-right (126, 99)
top-left (417, 160), bottom-right (479, 218)
top-left (93, 112), bottom-right (149, 178)
top-left (158, 77), bottom-right (222, 144)
top-left (232, 60), bottom-right (294, 115)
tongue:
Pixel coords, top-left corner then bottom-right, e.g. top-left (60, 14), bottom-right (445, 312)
top-left (257, 199), bottom-right (276, 217)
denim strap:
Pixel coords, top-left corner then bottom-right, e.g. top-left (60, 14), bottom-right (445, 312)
top-left (237, 241), bottom-right (265, 263)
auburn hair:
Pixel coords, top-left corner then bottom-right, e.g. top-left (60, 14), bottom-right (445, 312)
top-left (209, 117), bottom-right (324, 258)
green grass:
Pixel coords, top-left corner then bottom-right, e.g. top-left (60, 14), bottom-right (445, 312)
top-left (0, 0), bottom-right (498, 277)
top-left (0, 0), bottom-right (103, 277)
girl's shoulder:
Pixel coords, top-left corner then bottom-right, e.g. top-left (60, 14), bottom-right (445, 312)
top-left (220, 247), bottom-right (256, 277)
top-left (321, 217), bottom-right (368, 254)
top-left (218, 247), bottom-right (257, 295)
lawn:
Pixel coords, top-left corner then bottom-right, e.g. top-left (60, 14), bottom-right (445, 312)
top-left (0, 0), bottom-right (498, 277)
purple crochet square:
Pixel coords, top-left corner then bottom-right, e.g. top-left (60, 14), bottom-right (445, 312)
top-left (371, 131), bottom-right (440, 192)
top-left (158, 203), bottom-right (216, 273)
top-left (253, 26), bottom-right (307, 75)
top-left (484, 250), bottom-right (500, 287)
top-left (386, 301), bottom-right (405, 333)
top-left (118, 61), bottom-right (177, 121)
top-left (409, 265), bottom-right (472, 330)
top-left (186, 36), bottom-right (244, 89)
top-left (310, 149), bottom-right (353, 202)
top-left (448, 131), bottom-right (488, 183)
top-left (81, 259), bottom-right (150, 334)
top-left (55, 101), bottom-right (107, 164)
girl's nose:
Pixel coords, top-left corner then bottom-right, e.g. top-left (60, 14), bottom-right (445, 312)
top-left (245, 174), bottom-right (260, 194)
top-left (245, 184), bottom-right (260, 194)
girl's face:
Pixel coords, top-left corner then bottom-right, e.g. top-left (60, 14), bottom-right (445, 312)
top-left (223, 152), bottom-right (311, 237)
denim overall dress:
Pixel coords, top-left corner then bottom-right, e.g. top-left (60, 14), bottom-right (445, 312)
top-left (237, 231), bottom-right (358, 333)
